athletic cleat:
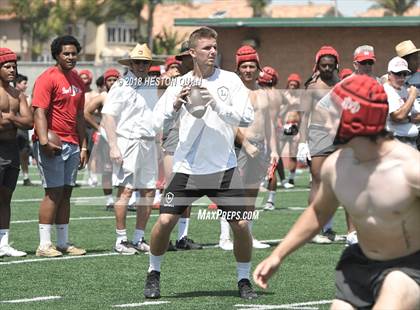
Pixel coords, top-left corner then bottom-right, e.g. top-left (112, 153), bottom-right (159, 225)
top-left (127, 204), bottom-right (137, 212)
top-left (0, 245), bottom-right (27, 257)
top-left (114, 241), bottom-right (138, 255)
top-left (323, 229), bottom-right (346, 242)
top-left (56, 244), bottom-right (86, 256)
top-left (144, 271), bottom-right (161, 299)
top-left (238, 279), bottom-right (258, 300)
top-left (281, 180), bottom-right (295, 189)
top-left (167, 240), bottom-right (177, 251)
top-left (288, 179), bottom-right (295, 185)
top-left (263, 201), bottom-right (275, 211)
top-left (252, 239), bottom-right (270, 249)
top-left (132, 238), bottom-right (150, 253)
top-left (105, 203), bottom-right (114, 211)
top-left (23, 178), bottom-right (34, 186)
top-left (346, 231), bottom-right (358, 247)
top-left (219, 238), bottom-right (233, 251)
top-left (36, 244), bottom-right (63, 257)
top-left (175, 236), bottom-right (203, 250)
top-left (311, 234), bottom-right (332, 244)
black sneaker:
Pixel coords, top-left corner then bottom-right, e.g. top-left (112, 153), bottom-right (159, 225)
top-left (144, 271), bottom-right (161, 299)
top-left (167, 240), bottom-right (177, 252)
top-left (175, 236), bottom-right (203, 250)
top-left (238, 279), bottom-right (258, 300)
top-left (23, 179), bottom-right (34, 186)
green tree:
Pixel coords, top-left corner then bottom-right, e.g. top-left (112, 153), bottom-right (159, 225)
top-left (370, 0), bottom-right (418, 16)
top-left (248, 0), bottom-right (271, 17)
top-left (153, 27), bottom-right (187, 55)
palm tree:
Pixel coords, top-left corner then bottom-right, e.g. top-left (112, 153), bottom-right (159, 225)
top-left (370, 0), bottom-right (418, 16)
top-left (248, 0), bottom-right (271, 17)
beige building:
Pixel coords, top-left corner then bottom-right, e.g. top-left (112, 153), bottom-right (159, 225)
top-left (0, 0), bottom-right (337, 63)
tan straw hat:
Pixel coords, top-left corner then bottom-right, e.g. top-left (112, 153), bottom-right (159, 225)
top-left (395, 40), bottom-right (420, 58)
top-left (118, 43), bottom-right (163, 66)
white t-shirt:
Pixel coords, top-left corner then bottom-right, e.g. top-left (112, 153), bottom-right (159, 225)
top-left (383, 83), bottom-right (419, 137)
top-left (102, 71), bottom-right (159, 139)
top-left (153, 68), bottom-right (254, 175)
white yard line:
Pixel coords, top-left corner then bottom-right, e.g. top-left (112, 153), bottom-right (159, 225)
top-left (1, 296), bottom-right (62, 303)
top-left (235, 300), bottom-right (332, 310)
top-left (113, 301), bottom-right (170, 308)
top-left (0, 252), bottom-right (120, 266)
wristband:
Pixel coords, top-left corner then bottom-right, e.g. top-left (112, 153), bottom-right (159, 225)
top-left (81, 148), bottom-right (88, 151)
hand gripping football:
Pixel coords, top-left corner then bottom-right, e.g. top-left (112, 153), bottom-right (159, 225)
top-left (186, 86), bottom-right (209, 118)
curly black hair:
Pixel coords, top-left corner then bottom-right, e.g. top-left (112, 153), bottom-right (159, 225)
top-left (50, 35), bottom-right (82, 60)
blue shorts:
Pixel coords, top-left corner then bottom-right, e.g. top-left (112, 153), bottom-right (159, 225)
top-left (34, 141), bottom-right (80, 188)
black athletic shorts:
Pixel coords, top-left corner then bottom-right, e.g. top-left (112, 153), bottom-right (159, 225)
top-left (335, 244), bottom-right (420, 309)
top-left (16, 129), bottom-right (30, 153)
top-left (160, 168), bottom-right (250, 220)
top-left (0, 139), bottom-right (20, 191)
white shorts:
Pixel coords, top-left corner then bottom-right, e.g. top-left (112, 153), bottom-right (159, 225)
top-left (112, 137), bottom-right (157, 189)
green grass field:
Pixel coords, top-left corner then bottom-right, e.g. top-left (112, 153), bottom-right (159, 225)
top-left (0, 168), bottom-right (349, 309)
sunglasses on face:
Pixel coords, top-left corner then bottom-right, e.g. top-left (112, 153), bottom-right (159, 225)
top-left (131, 60), bottom-right (151, 65)
top-left (391, 71), bottom-right (408, 77)
top-left (358, 60), bottom-right (374, 66)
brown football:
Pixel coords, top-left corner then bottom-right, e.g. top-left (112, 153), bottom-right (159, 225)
top-left (47, 130), bottom-right (62, 147)
top-left (186, 86), bottom-right (208, 118)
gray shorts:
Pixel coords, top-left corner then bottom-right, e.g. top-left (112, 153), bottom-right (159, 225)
top-left (34, 141), bottom-right (80, 188)
top-left (236, 140), bottom-right (269, 187)
top-left (308, 124), bottom-right (337, 157)
top-left (162, 127), bottom-right (179, 156)
top-left (0, 140), bottom-right (20, 191)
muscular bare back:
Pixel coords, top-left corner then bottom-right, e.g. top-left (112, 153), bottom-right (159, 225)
top-left (325, 139), bottom-right (420, 260)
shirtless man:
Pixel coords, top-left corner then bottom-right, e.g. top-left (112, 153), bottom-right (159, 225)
top-left (263, 71), bottom-right (301, 211)
top-left (84, 68), bottom-right (120, 210)
top-left (232, 45), bottom-right (278, 249)
top-left (298, 46), bottom-right (341, 243)
top-left (254, 74), bottom-right (420, 309)
top-left (0, 48), bottom-right (33, 257)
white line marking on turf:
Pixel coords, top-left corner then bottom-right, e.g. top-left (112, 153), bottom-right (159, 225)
top-left (0, 252), bottom-right (120, 266)
top-left (235, 300), bottom-right (332, 310)
top-left (113, 301), bottom-right (170, 308)
top-left (1, 296), bottom-right (62, 303)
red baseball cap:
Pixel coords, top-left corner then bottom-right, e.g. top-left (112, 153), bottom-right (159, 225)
top-left (353, 45), bottom-right (376, 62)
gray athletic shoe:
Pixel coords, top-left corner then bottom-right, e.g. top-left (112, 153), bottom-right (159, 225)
top-left (114, 241), bottom-right (138, 255)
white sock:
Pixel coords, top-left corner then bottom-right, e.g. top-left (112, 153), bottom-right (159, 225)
top-left (132, 229), bottom-right (144, 244)
top-left (289, 172), bottom-right (296, 180)
top-left (267, 191), bottom-right (276, 203)
top-left (178, 218), bottom-right (189, 241)
top-left (237, 262), bottom-right (251, 281)
top-left (220, 217), bottom-right (230, 240)
top-left (116, 229), bottom-right (127, 245)
top-left (23, 172), bottom-right (29, 180)
top-left (148, 254), bottom-right (162, 272)
top-left (323, 218), bottom-right (334, 232)
top-left (39, 224), bottom-right (52, 247)
top-left (106, 194), bottom-right (114, 205)
top-left (0, 229), bottom-right (9, 247)
top-left (56, 224), bottom-right (69, 248)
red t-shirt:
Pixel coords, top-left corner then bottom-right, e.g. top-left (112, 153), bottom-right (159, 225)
top-left (32, 67), bottom-right (85, 144)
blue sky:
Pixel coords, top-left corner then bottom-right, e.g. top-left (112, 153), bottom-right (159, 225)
top-left (272, 0), bottom-right (373, 17)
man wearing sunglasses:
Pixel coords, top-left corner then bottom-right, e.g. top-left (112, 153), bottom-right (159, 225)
top-left (353, 45), bottom-right (376, 78)
top-left (384, 57), bottom-right (419, 148)
top-left (102, 43), bottom-right (161, 255)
